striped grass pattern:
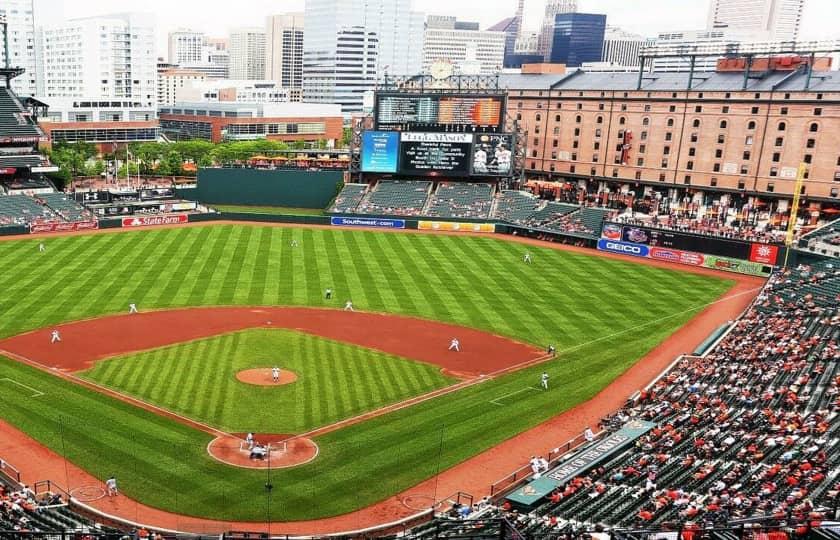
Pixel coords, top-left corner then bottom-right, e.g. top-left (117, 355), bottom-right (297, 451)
top-left (81, 329), bottom-right (454, 433)
top-left (0, 224), bottom-right (734, 521)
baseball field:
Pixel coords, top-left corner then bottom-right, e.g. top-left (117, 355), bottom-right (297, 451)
top-left (0, 224), bottom-right (735, 522)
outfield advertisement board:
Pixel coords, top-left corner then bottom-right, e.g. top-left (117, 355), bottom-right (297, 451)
top-left (418, 221), bottom-right (495, 233)
top-left (121, 214), bottom-right (189, 228)
top-left (29, 221), bottom-right (99, 234)
top-left (597, 239), bottom-right (649, 257)
top-left (330, 216), bottom-right (406, 229)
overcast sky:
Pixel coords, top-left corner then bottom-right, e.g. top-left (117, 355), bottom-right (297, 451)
top-left (36, 0), bottom-right (839, 57)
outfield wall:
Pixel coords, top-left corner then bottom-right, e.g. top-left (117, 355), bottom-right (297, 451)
top-left (194, 168), bottom-right (344, 208)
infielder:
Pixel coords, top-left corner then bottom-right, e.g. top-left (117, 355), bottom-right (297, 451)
top-left (325, 288), bottom-right (333, 300)
top-left (50, 329), bottom-right (61, 343)
top-left (449, 338), bottom-right (460, 352)
top-left (524, 252), bottom-right (532, 264)
top-left (541, 372), bottom-right (549, 390)
top-left (344, 300), bottom-right (354, 311)
top-left (105, 476), bottom-right (118, 497)
top-left (128, 303), bottom-right (138, 314)
top-left (272, 366), bottom-right (280, 383)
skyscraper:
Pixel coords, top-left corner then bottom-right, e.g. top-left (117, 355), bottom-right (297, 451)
top-left (168, 29), bottom-right (204, 65)
top-left (265, 13), bottom-right (304, 96)
top-left (229, 27), bottom-right (266, 80)
top-left (706, 0), bottom-right (805, 40)
top-left (537, 0), bottom-right (577, 61)
top-left (37, 12), bottom-right (157, 106)
top-left (550, 13), bottom-right (606, 67)
top-left (423, 16), bottom-right (505, 75)
top-left (0, 0), bottom-right (37, 96)
top-left (487, 0), bottom-right (524, 69)
top-left (303, 0), bottom-right (424, 114)
top-left (601, 27), bottom-right (647, 68)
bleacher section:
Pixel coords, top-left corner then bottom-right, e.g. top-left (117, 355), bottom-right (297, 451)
top-left (356, 180), bottom-right (432, 216)
top-left (483, 260), bottom-right (839, 536)
top-left (37, 193), bottom-right (93, 223)
top-left (494, 190), bottom-right (542, 224)
top-left (800, 219), bottom-right (840, 258)
top-left (329, 183), bottom-right (368, 213)
top-left (426, 183), bottom-right (494, 219)
top-left (0, 87), bottom-right (43, 139)
top-left (0, 195), bottom-right (58, 226)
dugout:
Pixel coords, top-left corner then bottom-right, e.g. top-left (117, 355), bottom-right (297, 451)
top-left (194, 168), bottom-right (345, 208)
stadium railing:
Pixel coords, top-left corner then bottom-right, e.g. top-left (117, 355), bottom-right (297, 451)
top-left (0, 457), bottom-right (21, 484)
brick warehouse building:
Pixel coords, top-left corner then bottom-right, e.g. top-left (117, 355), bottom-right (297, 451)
top-left (501, 57), bottom-right (840, 214)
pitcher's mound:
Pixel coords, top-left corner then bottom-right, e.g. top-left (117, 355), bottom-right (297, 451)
top-left (236, 368), bottom-right (298, 386)
top-left (207, 433), bottom-right (318, 469)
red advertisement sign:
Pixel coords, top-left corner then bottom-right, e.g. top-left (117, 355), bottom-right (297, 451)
top-left (649, 247), bottom-right (705, 267)
top-left (749, 243), bottom-right (779, 265)
top-left (29, 221), bottom-right (99, 234)
top-left (121, 214), bottom-right (189, 228)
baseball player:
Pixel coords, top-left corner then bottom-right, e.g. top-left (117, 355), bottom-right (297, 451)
top-left (245, 432), bottom-right (255, 449)
top-left (524, 252), bottom-right (532, 264)
top-left (325, 288), bottom-right (333, 300)
top-left (50, 329), bottom-right (61, 343)
top-left (541, 372), bottom-right (549, 390)
top-left (291, 239), bottom-right (299, 247)
top-left (272, 366), bottom-right (280, 383)
top-left (105, 476), bottom-right (118, 497)
top-left (128, 303), bottom-right (138, 314)
top-left (449, 338), bottom-right (460, 352)
top-left (38, 242), bottom-right (45, 253)
top-left (344, 300), bottom-right (354, 312)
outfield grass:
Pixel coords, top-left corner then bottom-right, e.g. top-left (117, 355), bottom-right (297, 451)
top-left (81, 329), bottom-right (454, 433)
top-left (0, 225), bottom-right (734, 520)
top-left (214, 204), bottom-right (325, 216)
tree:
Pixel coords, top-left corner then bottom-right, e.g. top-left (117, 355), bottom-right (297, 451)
top-left (49, 142), bottom-right (97, 178)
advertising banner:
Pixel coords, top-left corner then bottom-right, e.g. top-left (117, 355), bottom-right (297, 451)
top-left (360, 131), bottom-right (400, 173)
top-left (703, 255), bottom-right (770, 277)
top-left (471, 133), bottom-right (513, 176)
top-left (601, 223), bottom-right (622, 241)
top-left (121, 214), bottom-right (189, 227)
top-left (749, 243), bottom-right (779, 265)
top-left (418, 221), bottom-right (495, 233)
top-left (649, 247), bottom-right (705, 267)
top-left (330, 216), bottom-right (406, 229)
top-left (621, 226), bottom-right (652, 245)
top-left (29, 221), bottom-right (99, 234)
top-left (597, 238), bottom-right (649, 257)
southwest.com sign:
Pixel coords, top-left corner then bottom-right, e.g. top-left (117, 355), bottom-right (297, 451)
top-left (597, 239), bottom-right (649, 257)
top-left (330, 216), bottom-right (406, 229)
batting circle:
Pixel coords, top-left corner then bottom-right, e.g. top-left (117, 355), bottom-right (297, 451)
top-left (70, 485), bottom-right (106, 502)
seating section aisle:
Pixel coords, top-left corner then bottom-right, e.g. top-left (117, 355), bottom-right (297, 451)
top-left (426, 183), bottom-right (494, 219)
top-left (356, 180), bottom-right (432, 216)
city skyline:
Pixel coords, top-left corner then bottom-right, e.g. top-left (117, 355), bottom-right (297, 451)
top-left (32, 0), bottom-right (839, 58)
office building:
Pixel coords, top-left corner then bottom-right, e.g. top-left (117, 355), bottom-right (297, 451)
top-left (0, 0), bottom-right (37, 96)
top-left (601, 27), bottom-right (647, 68)
top-left (303, 0), bottom-right (424, 114)
top-left (158, 102), bottom-right (342, 143)
top-left (157, 68), bottom-right (206, 106)
top-left (550, 13), bottom-right (606, 67)
top-left (229, 27), bottom-right (266, 80)
top-left (168, 29), bottom-right (204, 65)
top-left (488, 0), bottom-right (524, 69)
top-left (176, 79), bottom-right (291, 104)
top-left (537, 0), bottom-right (577, 61)
top-left (37, 97), bottom-right (158, 149)
top-left (265, 13), bottom-right (304, 92)
top-left (37, 13), bottom-right (157, 107)
top-left (707, 0), bottom-right (805, 41)
top-left (423, 16), bottom-right (505, 75)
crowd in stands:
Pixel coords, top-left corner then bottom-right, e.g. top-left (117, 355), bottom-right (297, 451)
top-left (426, 183), bottom-right (494, 220)
top-left (614, 213), bottom-right (786, 244)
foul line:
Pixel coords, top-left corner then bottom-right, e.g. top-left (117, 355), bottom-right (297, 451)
top-left (0, 377), bottom-right (44, 398)
top-left (489, 386), bottom-right (539, 406)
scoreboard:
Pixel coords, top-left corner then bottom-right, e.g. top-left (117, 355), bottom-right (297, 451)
top-left (375, 93), bottom-right (505, 132)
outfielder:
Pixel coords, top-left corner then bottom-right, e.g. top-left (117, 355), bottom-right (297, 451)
top-left (449, 338), bottom-right (460, 352)
top-left (325, 288), bottom-right (333, 300)
top-left (524, 252), bottom-right (532, 264)
top-left (38, 242), bottom-right (45, 253)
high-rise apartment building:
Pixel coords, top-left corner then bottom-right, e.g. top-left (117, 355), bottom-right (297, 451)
top-left (168, 29), bottom-right (204, 65)
top-left (537, 0), bottom-right (577, 61)
top-left (423, 16), bottom-right (505, 75)
top-left (488, 0), bottom-right (524, 69)
top-left (601, 27), bottom-right (647, 68)
top-left (303, 0), bottom-right (424, 114)
top-left (37, 13), bottom-right (157, 107)
top-left (157, 68), bottom-right (206, 106)
top-left (550, 13), bottom-right (606, 67)
top-left (229, 27), bottom-right (266, 80)
top-left (706, 0), bottom-right (805, 40)
top-left (0, 0), bottom-right (37, 96)
top-left (265, 13), bottom-right (304, 93)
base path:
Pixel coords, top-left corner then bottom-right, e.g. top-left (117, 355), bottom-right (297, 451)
top-left (0, 307), bottom-right (543, 377)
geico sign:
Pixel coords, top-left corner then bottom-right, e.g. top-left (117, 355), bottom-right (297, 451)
top-left (597, 239), bottom-right (649, 257)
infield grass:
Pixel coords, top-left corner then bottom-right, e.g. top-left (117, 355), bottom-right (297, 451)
top-left (80, 329), bottom-right (454, 433)
top-left (0, 224), bottom-right (736, 521)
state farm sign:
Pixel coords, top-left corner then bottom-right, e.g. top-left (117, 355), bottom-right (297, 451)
top-left (121, 214), bottom-right (189, 228)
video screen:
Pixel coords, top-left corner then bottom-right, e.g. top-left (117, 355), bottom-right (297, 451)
top-left (398, 132), bottom-right (473, 176)
top-left (376, 93), bottom-right (504, 132)
top-left (471, 133), bottom-right (513, 176)
top-left (360, 131), bottom-right (400, 173)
